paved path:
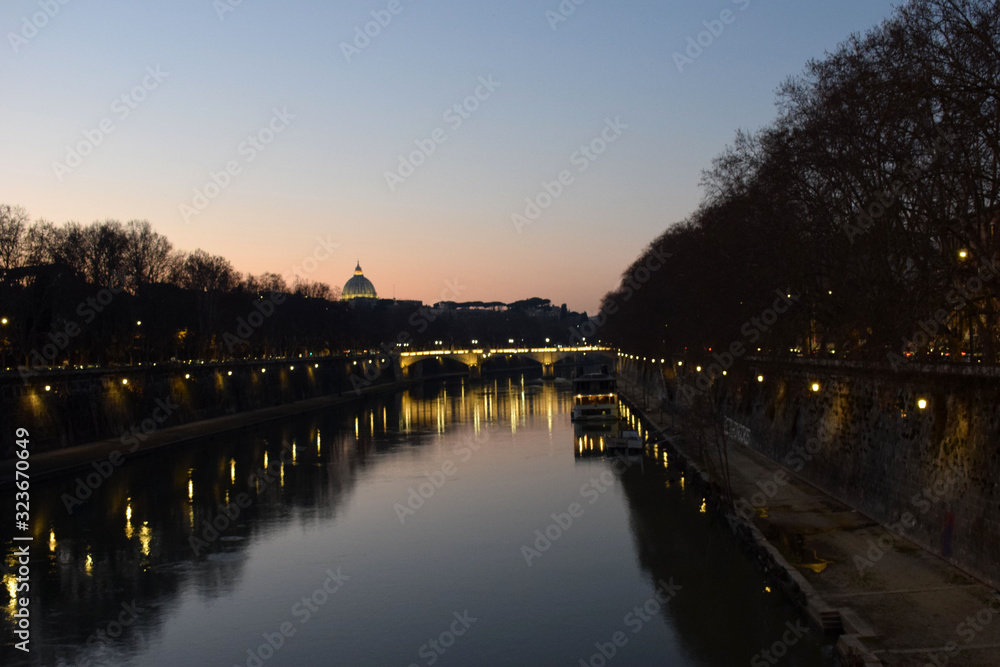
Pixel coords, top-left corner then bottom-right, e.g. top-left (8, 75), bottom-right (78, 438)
top-left (622, 392), bottom-right (1000, 667)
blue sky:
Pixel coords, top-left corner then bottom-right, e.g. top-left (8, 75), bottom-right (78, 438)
top-left (0, 0), bottom-right (899, 312)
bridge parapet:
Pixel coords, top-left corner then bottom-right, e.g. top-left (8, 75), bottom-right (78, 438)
top-left (396, 346), bottom-right (615, 377)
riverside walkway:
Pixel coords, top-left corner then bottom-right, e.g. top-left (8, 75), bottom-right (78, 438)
top-left (620, 389), bottom-right (1000, 667)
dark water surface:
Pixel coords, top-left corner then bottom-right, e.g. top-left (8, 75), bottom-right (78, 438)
top-left (2, 376), bottom-right (835, 666)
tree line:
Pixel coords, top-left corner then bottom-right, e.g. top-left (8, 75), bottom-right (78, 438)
top-left (600, 0), bottom-right (1000, 368)
top-left (0, 210), bottom-right (585, 371)
top-left (0, 208), bottom-right (333, 298)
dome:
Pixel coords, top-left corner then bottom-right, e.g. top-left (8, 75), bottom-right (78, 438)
top-left (342, 262), bottom-right (377, 300)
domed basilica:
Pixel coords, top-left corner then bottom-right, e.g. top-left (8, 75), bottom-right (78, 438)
top-left (341, 261), bottom-right (377, 300)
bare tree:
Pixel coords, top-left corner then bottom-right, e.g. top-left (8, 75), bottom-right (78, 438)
top-left (293, 278), bottom-right (334, 300)
top-left (22, 219), bottom-right (62, 266)
top-left (124, 219), bottom-right (173, 289)
top-left (174, 249), bottom-right (238, 292)
top-left (76, 220), bottom-right (129, 287)
top-left (0, 204), bottom-right (30, 270)
top-left (243, 272), bottom-right (288, 294)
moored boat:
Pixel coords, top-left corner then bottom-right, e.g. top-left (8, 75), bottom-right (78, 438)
top-left (570, 372), bottom-right (619, 421)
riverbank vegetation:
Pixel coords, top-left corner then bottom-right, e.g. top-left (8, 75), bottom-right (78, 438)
top-left (602, 0), bottom-right (999, 365)
top-left (0, 213), bottom-right (584, 368)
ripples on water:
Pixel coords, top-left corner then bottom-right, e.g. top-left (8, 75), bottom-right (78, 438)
top-left (2, 375), bottom-right (835, 666)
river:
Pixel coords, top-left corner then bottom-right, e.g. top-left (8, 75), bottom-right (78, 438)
top-left (2, 375), bottom-right (835, 666)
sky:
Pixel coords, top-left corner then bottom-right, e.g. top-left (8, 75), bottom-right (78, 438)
top-left (0, 0), bottom-right (900, 313)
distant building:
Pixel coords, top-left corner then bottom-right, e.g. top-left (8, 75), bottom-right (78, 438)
top-left (341, 262), bottom-right (377, 301)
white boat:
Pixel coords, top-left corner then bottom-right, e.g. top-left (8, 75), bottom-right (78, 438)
top-left (570, 373), bottom-right (619, 421)
top-left (606, 429), bottom-right (642, 452)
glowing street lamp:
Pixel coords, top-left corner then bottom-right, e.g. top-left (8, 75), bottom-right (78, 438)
top-left (917, 398), bottom-right (928, 410)
top-left (811, 382), bottom-right (821, 392)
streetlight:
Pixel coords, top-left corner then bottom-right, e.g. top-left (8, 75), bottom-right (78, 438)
top-left (917, 398), bottom-right (928, 410)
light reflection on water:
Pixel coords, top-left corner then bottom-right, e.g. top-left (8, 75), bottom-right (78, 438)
top-left (1, 375), bottom-right (834, 666)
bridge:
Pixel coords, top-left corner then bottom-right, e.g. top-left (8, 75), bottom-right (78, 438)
top-left (397, 346), bottom-right (615, 378)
